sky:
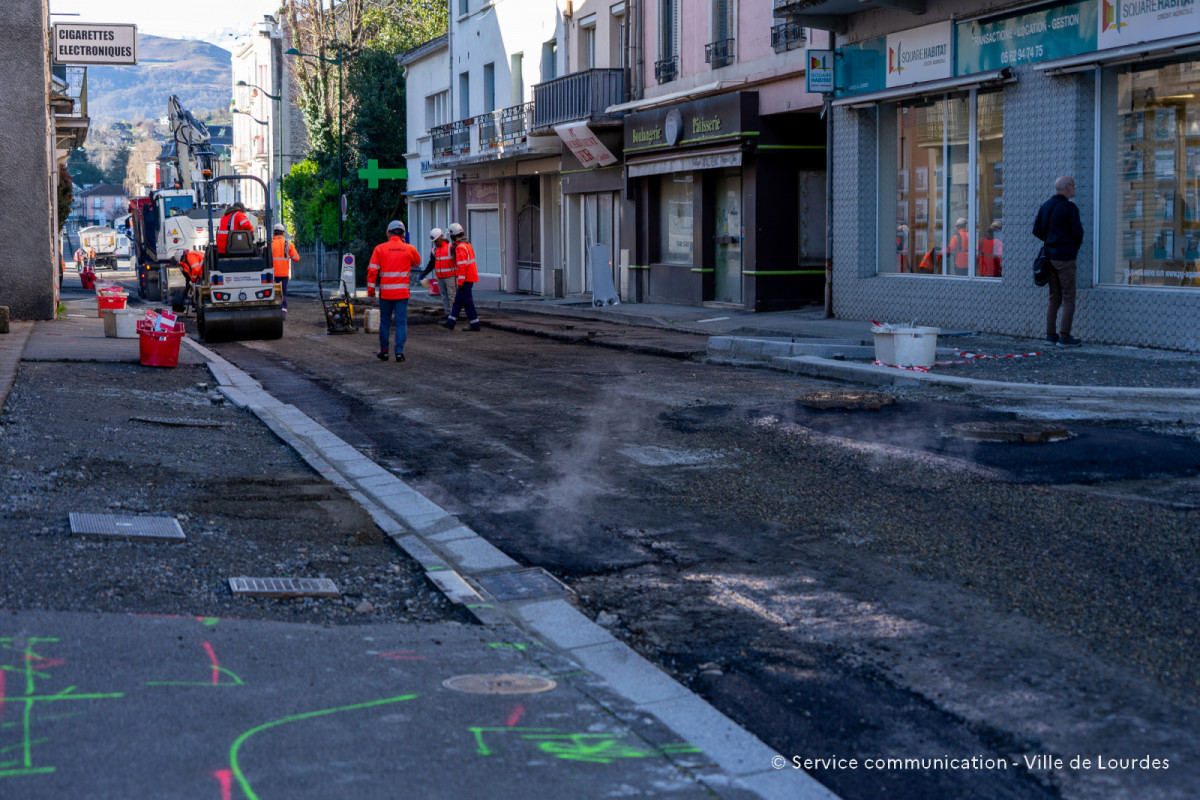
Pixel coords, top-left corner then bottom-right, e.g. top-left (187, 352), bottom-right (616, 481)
top-left (48, 0), bottom-right (287, 52)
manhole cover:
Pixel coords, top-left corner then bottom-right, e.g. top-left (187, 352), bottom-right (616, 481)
top-left (951, 421), bottom-right (1071, 443)
top-left (797, 391), bottom-right (896, 410)
top-left (229, 577), bottom-right (341, 598)
top-left (130, 416), bottom-right (232, 428)
top-left (69, 513), bottom-right (185, 542)
top-left (442, 674), bottom-right (558, 695)
top-left (475, 568), bottom-right (573, 602)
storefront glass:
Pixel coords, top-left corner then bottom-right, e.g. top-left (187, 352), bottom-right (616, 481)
top-left (882, 89), bottom-right (1002, 278)
top-left (658, 173), bottom-right (694, 265)
top-left (1100, 58), bottom-right (1200, 288)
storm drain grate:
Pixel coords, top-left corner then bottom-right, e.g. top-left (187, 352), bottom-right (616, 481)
top-left (475, 568), bottom-right (573, 603)
top-left (797, 391), bottom-right (896, 410)
top-left (951, 421), bottom-right (1071, 443)
top-left (442, 674), bottom-right (558, 695)
top-left (229, 577), bottom-right (341, 598)
top-left (69, 513), bottom-right (186, 542)
top-left (130, 416), bottom-right (232, 428)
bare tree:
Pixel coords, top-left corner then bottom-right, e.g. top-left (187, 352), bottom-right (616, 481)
top-left (124, 139), bottom-right (164, 195)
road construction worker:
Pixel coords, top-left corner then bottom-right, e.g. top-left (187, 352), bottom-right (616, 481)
top-left (216, 202), bottom-right (254, 254)
top-left (86, 247), bottom-right (96, 269)
top-left (170, 249), bottom-right (206, 314)
top-left (416, 227), bottom-right (456, 318)
top-left (946, 217), bottom-right (970, 275)
top-left (979, 221), bottom-right (1003, 277)
top-left (271, 222), bottom-right (300, 314)
top-left (366, 220), bottom-right (421, 363)
top-left (441, 222), bottom-right (481, 331)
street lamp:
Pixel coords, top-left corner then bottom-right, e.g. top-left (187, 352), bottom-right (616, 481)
top-left (284, 45), bottom-right (344, 267)
top-left (235, 79), bottom-right (283, 215)
top-left (232, 109), bottom-right (270, 209)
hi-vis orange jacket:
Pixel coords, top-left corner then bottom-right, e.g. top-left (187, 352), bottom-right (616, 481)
top-left (451, 241), bottom-right (478, 285)
top-left (431, 241), bottom-right (456, 280)
top-left (367, 234), bottom-right (421, 300)
top-left (271, 235), bottom-right (300, 278)
top-left (217, 210), bottom-right (253, 253)
top-left (179, 250), bottom-right (205, 282)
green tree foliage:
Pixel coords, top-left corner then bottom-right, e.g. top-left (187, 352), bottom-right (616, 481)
top-left (363, 1), bottom-right (448, 55)
top-left (105, 145), bottom-right (130, 186)
top-left (281, 159), bottom-right (340, 248)
top-left (67, 148), bottom-right (105, 186)
top-left (57, 164), bottom-right (74, 232)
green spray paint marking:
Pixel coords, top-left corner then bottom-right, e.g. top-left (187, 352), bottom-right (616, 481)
top-left (0, 637), bottom-right (123, 779)
top-left (468, 727), bottom-right (700, 763)
top-left (486, 642), bottom-right (544, 651)
top-left (229, 694), bottom-right (418, 800)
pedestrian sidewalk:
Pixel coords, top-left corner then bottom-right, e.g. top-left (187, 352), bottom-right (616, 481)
top-left (289, 281), bottom-right (1200, 397)
top-left (0, 293), bottom-right (834, 800)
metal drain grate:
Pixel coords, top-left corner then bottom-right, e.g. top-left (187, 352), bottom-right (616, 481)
top-left (951, 421), bottom-right (1071, 443)
top-left (442, 674), bottom-right (558, 695)
top-left (797, 391), bottom-right (896, 410)
top-left (69, 513), bottom-right (186, 542)
top-left (229, 577), bottom-right (341, 598)
top-left (475, 568), bottom-right (573, 602)
top-left (130, 416), bottom-right (232, 428)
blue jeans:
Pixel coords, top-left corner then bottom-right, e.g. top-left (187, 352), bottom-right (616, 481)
top-left (450, 282), bottom-right (477, 322)
top-left (277, 276), bottom-right (289, 310)
top-left (378, 297), bottom-right (409, 353)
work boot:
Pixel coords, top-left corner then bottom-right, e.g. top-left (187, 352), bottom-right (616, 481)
top-left (395, 353), bottom-right (405, 363)
top-left (439, 319), bottom-right (456, 330)
top-left (466, 321), bottom-right (482, 331)
top-left (376, 348), bottom-right (389, 361)
top-left (1057, 335), bottom-right (1082, 347)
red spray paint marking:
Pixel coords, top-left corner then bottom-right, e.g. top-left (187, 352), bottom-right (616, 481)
top-left (505, 704), bottom-right (525, 727)
top-left (203, 642), bottom-right (221, 685)
top-left (24, 655), bottom-right (67, 671)
top-left (378, 650), bottom-right (425, 661)
top-left (213, 768), bottom-right (233, 800)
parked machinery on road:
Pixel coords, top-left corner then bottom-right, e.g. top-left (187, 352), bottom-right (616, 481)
top-left (79, 225), bottom-right (120, 270)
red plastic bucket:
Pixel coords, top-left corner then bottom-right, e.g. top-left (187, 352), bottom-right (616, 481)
top-left (136, 320), bottom-right (185, 368)
top-left (97, 294), bottom-right (128, 317)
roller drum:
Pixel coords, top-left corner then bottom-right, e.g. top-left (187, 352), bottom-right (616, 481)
top-left (198, 307), bottom-right (283, 343)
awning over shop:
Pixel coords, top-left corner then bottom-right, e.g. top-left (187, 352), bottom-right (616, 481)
top-left (831, 68), bottom-right (1013, 108)
top-left (402, 186), bottom-right (451, 198)
top-left (626, 144), bottom-right (743, 178)
top-left (1036, 32), bottom-right (1200, 75)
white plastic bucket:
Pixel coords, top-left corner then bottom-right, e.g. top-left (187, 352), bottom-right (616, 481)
top-left (102, 308), bottom-right (139, 339)
top-left (364, 308), bottom-right (380, 333)
top-left (872, 325), bottom-right (939, 367)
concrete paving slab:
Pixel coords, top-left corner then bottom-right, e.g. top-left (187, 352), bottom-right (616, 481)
top-left (568, 641), bottom-right (692, 705)
top-left (437, 536), bottom-right (521, 572)
top-left (513, 599), bottom-right (618, 650)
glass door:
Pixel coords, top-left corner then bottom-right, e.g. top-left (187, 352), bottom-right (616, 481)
top-left (713, 168), bottom-right (742, 303)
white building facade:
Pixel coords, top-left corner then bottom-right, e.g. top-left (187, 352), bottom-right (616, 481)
top-left (401, 35), bottom-right (453, 255)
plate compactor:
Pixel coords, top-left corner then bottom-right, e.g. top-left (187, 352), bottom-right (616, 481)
top-left (319, 280), bottom-right (356, 334)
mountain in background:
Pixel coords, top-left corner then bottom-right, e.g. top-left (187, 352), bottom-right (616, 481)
top-left (86, 34), bottom-right (232, 123)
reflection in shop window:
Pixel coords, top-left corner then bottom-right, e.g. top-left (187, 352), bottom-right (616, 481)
top-left (658, 173), bottom-right (694, 265)
top-left (882, 90), bottom-right (1002, 278)
top-left (1101, 59), bottom-right (1200, 288)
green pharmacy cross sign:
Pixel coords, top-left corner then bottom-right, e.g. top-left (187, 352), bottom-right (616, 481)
top-left (358, 160), bottom-right (408, 189)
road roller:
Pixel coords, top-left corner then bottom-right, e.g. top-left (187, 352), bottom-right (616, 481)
top-left (193, 174), bottom-right (284, 343)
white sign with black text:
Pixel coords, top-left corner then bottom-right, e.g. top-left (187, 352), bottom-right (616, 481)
top-left (52, 23), bottom-right (137, 66)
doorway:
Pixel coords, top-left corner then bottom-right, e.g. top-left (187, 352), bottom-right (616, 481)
top-left (713, 168), bottom-right (743, 304)
top-left (581, 192), bottom-right (618, 294)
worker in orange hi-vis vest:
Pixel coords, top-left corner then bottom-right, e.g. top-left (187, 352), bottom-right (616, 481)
top-left (439, 222), bottom-right (482, 332)
top-left (216, 202), bottom-right (254, 254)
top-left (270, 223), bottom-right (300, 314)
top-left (170, 249), bottom-right (206, 314)
top-left (366, 220), bottom-right (421, 363)
top-left (416, 228), bottom-right (457, 318)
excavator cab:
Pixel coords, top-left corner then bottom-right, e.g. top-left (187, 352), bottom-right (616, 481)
top-left (194, 175), bottom-right (284, 343)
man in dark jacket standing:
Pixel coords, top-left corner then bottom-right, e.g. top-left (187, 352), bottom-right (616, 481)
top-left (1033, 176), bottom-right (1084, 346)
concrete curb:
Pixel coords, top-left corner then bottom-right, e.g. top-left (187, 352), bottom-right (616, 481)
top-left (0, 321), bottom-right (34, 412)
top-left (183, 334), bottom-right (837, 800)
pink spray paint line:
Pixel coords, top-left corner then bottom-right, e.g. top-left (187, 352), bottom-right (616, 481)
top-left (379, 650), bottom-right (425, 661)
top-left (213, 768), bottom-right (233, 800)
top-left (505, 704), bottom-right (525, 727)
top-left (24, 655), bottom-right (67, 670)
top-left (203, 642), bottom-right (221, 685)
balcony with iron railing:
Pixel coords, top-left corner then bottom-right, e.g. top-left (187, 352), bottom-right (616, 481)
top-left (479, 102), bottom-right (534, 148)
top-left (531, 69), bottom-right (625, 132)
top-left (431, 119), bottom-right (471, 156)
top-left (655, 57), bottom-right (678, 84)
top-left (772, 0), bottom-right (807, 15)
top-left (705, 39), bottom-right (735, 69)
top-left (771, 21), bottom-right (806, 52)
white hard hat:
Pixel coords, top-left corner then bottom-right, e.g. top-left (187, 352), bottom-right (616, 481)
top-left (273, 223), bottom-right (285, 233)
top-left (956, 217), bottom-right (968, 227)
top-left (387, 219), bottom-right (405, 233)
top-left (448, 222), bottom-right (464, 237)
top-left (430, 227), bottom-right (444, 241)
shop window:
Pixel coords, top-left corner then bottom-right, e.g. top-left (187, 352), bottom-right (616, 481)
top-left (882, 89), bottom-right (1003, 278)
top-left (1100, 58), bottom-right (1200, 288)
top-left (657, 173), bottom-right (693, 265)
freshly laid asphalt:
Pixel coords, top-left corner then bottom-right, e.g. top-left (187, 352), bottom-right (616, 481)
top-left (2, 272), bottom-right (1197, 799)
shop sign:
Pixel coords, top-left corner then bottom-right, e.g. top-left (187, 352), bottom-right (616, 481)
top-left (886, 22), bottom-right (953, 88)
top-left (957, 2), bottom-right (1098, 73)
top-left (624, 92), bottom-right (758, 152)
top-left (1097, 0), bottom-right (1200, 50)
top-left (554, 123), bottom-right (618, 167)
top-left (806, 49), bottom-right (835, 93)
top-left (834, 36), bottom-right (887, 97)
top-left (465, 181), bottom-right (499, 205)
top-left (52, 23), bottom-right (137, 65)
